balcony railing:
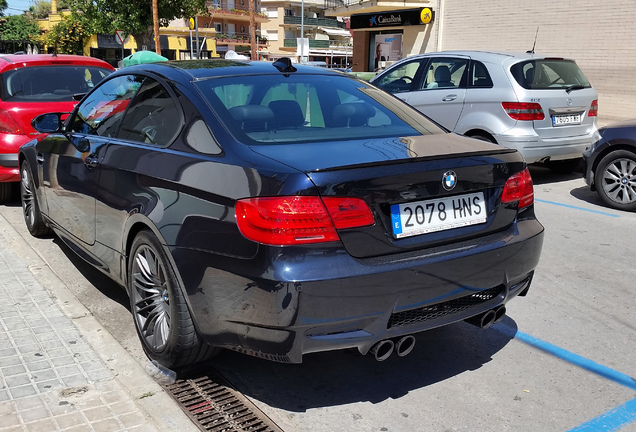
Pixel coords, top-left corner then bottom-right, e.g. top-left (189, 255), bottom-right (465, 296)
top-left (283, 16), bottom-right (345, 28)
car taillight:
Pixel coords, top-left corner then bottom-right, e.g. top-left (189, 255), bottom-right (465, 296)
top-left (235, 196), bottom-right (374, 246)
top-left (0, 109), bottom-right (24, 134)
top-left (501, 168), bottom-right (534, 209)
top-left (502, 102), bottom-right (545, 121)
top-left (588, 99), bottom-right (598, 117)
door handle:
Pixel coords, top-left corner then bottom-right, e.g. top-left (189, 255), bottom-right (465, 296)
top-left (84, 156), bottom-right (99, 168)
top-left (442, 94), bottom-right (458, 101)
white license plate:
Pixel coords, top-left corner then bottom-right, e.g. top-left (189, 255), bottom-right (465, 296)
top-left (552, 113), bottom-right (581, 126)
top-left (390, 192), bottom-right (487, 239)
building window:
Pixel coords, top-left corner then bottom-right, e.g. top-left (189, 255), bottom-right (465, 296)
top-left (284, 8), bottom-right (295, 16)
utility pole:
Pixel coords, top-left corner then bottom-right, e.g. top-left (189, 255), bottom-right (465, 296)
top-left (152, 0), bottom-right (161, 55)
top-left (249, 0), bottom-right (256, 60)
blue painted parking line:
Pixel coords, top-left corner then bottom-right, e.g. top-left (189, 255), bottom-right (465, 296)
top-left (535, 199), bottom-right (620, 217)
top-left (567, 397), bottom-right (636, 432)
top-left (495, 324), bottom-right (636, 431)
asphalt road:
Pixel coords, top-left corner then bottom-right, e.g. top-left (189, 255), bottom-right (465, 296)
top-left (1, 164), bottom-right (635, 432)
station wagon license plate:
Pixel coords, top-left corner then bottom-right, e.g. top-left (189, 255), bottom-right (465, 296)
top-left (391, 192), bottom-right (487, 239)
top-left (552, 113), bottom-right (581, 126)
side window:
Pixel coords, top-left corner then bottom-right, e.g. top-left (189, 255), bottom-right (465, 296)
top-left (374, 60), bottom-right (424, 93)
top-left (469, 61), bottom-right (493, 88)
top-left (421, 58), bottom-right (468, 90)
top-left (69, 75), bottom-right (141, 137)
top-left (117, 78), bottom-right (182, 146)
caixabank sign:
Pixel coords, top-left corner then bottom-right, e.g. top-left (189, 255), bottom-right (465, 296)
top-left (350, 8), bottom-right (434, 29)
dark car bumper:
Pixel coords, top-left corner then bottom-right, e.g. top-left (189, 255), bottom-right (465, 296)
top-left (171, 217), bottom-right (544, 363)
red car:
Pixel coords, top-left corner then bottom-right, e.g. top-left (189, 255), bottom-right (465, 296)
top-left (0, 54), bottom-right (114, 202)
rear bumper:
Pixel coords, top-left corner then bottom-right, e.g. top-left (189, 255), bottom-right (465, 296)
top-left (172, 216), bottom-right (544, 363)
top-left (0, 153), bottom-right (19, 182)
top-left (0, 132), bottom-right (34, 182)
top-left (497, 128), bottom-right (599, 163)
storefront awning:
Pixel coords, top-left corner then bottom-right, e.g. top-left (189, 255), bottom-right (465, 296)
top-left (318, 27), bottom-right (352, 37)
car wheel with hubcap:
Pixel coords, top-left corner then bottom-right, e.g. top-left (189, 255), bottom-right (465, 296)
top-left (128, 230), bottom-right (218, 368)
top-left (20, 160), bottom-right (51, 237)
top-left (594, 150), bottom-right (636, 211)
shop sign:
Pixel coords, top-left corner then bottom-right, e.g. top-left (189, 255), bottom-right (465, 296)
top-left (350, 8), bottom-right (434, 29)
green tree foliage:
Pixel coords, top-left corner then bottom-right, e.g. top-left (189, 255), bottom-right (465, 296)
top-left (0, 0), bottom-right (8, 17)
top-left (28, 0), bottom-right (73, 19)
top-left (68, 0), bottom-right (209, 48)
top-left (38, 12), bottom-right (92, 54)
top-left (1, 15), bottom-right (41, 41)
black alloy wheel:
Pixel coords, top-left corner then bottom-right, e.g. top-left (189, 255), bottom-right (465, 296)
top-left (128, 230), bottom-right (217, 368)
top-left (595, 150), bottom-right (636, 211)
top-left (20, 160), bottom-right (51, 237)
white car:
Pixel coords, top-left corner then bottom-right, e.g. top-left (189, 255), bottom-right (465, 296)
top-left (371, 50), bottom-right (599, 172)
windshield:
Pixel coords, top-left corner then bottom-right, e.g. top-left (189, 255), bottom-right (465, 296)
top-left (510, 59), bottom-right (591, 90)
top-left (194, 73), bottom-right (444, 144)
top-left (2, 65), bottom-right (113, 102)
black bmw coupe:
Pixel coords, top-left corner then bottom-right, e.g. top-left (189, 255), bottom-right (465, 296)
top-left (20, 58), bottom-right (544, 367)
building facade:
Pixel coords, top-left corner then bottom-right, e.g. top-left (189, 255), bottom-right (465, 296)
top-left (261, 0), bottom-right (352, 67)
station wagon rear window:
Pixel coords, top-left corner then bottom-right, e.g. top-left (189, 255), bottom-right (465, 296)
top-left (510, 59), bottom-right (591, 90)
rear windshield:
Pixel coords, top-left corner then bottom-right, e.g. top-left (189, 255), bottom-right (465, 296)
top-left (194, 73), bottom-right (443, 144)
top-left (2, 65), bottom-right (113, 102)
top-left (510, 59), bottom-right (591, 90)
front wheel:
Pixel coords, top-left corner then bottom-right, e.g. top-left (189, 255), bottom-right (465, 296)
top-left (128, 230), bottom-right (218, 368)
top-left (594, 150), bottom-right (636, 211)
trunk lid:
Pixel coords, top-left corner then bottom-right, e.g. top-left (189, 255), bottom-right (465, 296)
top-left (249, 133), bottom-right (526, 258)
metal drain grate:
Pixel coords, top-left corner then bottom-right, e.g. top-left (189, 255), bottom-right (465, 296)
top-left (165, 374), bottom-right (283, 432)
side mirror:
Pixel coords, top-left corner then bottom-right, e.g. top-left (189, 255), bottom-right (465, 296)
top-left (32, 113), bottom-right (64, 133)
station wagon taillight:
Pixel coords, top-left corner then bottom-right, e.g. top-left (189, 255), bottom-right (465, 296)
top-left (501, 168), bottom-right (534, 209)
top-left (502, 102), bottom-right (545, 121)
top-left (235, 196), bottom-right (375, 246)
top-left (588, 99), bottom-right (598, 117)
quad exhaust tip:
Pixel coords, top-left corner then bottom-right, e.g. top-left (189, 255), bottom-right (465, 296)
top-left (465, 305), bottom-right (506, 329)
top-left (369, 335), bottom-right (416, 361)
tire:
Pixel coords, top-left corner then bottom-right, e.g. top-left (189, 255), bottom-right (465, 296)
top-left (594, 150), bottom-right (636, 211)
top-left (128, 230), bottom-right (218, 368)
top-left (0, 181), bottom-right (16, 203)
top-left (20, 161), bottom-right (52, 237)
top-left (544, 158), bottom-right (584, 174)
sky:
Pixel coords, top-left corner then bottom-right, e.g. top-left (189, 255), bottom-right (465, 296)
top-left (6, 0), bottom-right (33, 15)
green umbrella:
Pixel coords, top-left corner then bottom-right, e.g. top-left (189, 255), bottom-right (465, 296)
top-left (122, 50), bottom-right (168, 67)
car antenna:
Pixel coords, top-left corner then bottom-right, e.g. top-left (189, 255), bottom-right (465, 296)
top-left (527, 26), bottom-right (539, 54)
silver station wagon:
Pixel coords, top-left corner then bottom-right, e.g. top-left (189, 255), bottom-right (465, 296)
top-left (371, 50), bottom-right (599, 172)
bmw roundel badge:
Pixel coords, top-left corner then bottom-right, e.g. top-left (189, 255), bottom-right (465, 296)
top-left (442, 170), bottom-right (457, 191)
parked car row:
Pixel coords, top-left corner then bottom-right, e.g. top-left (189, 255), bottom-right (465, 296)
top-left (1, 51), bottom-right (632, 370)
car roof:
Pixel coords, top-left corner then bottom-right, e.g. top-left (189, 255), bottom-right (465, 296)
top-left (0, 54), bottom-right (115, 72)
top-left (120, 59), bottom-right (343, 80)
top-left (394, 50), bottom-right (575, 65)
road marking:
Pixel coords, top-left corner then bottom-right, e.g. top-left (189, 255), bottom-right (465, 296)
top-left (496, 324), bottom-right (636, 431)
top-left (567, 397), bottom-right (636, 432)
top-left (535, 199), bottom-right (620, 217)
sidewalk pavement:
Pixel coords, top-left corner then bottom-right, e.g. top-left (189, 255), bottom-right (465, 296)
top-left (0, 215), bottom-right (199, 432)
